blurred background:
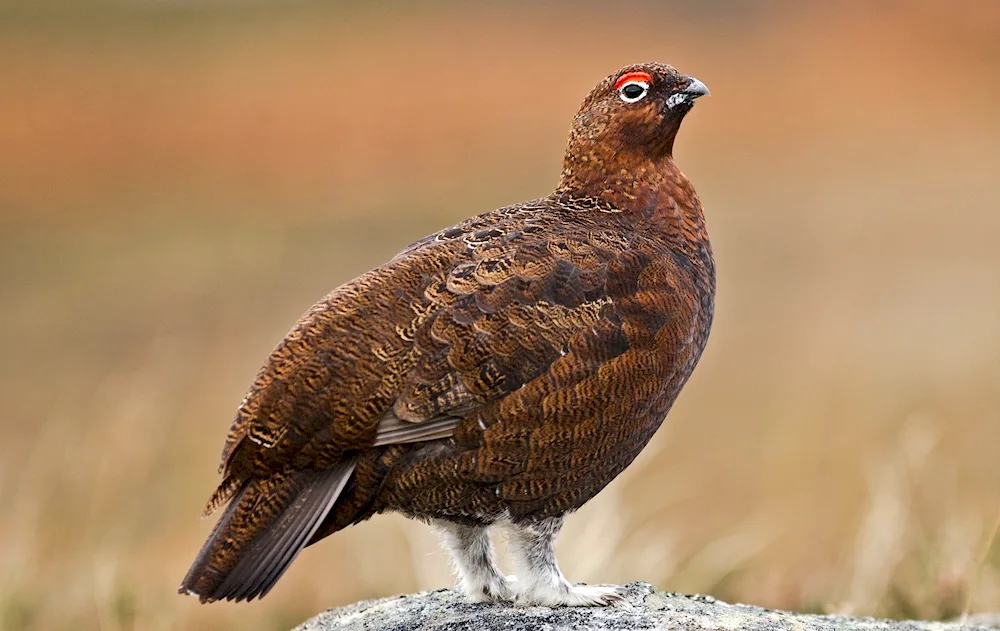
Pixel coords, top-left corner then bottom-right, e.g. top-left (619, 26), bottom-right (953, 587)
top-left (2, 1), bottom-right (999, 629)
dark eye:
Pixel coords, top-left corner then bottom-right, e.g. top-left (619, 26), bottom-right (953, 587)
top-left (618, 81), bottom-right (649, 103)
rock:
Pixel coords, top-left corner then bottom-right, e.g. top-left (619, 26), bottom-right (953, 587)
top-left (964, 615), bottom-right (1000, 629)
top-left (292, 582), bottom-right (998, 631)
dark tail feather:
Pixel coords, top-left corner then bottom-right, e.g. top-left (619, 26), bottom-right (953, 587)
top-left (178, 461), bottom-right (356, 603)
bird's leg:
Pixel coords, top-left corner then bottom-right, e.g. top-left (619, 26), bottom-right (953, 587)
top-left (433, 520), bottom-right (514, 603)
top-left (505, 516), bottom-right (624, 607)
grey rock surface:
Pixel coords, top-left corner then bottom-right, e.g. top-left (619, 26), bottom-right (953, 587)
top-left (293, 582), bottom-right (998, 631)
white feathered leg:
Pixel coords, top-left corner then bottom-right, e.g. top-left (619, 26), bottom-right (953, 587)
top-left (505, 516), bottom-right (624, 607)
top-left (434, 520), bottom-right (514, 603)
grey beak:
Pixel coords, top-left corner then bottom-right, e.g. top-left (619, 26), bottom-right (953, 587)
top-left (683, 77), bottom-right (710, 98)
top-left (666, 76), bottom-right (711, 110)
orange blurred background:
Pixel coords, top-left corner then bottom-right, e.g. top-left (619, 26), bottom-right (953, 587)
top-left (2, 2), bottom-right (999, 630)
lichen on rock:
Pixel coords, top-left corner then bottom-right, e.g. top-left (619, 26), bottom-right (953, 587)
top-left (293, 582), bottom-right (998, 631)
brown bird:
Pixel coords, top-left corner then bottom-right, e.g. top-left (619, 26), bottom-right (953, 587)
top-left (179, 61), bottom-right (714, 607)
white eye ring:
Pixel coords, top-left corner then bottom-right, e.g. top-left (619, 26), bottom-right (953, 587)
top-left (618, 80), bottom-right (650, 103)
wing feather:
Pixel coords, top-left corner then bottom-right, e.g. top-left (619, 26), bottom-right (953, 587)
top-left (373, 413), bottom-right (462, 446)
top-left (203, 205), bottom-right (633, 523)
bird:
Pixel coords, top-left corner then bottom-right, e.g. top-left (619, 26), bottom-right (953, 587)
top-left (179, 61), bottom-right (715, 608)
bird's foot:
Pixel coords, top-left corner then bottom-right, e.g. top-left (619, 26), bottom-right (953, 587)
top-left (435, 520), bottom-right (514, 603)
top-left (463, 573), bottom-right (516, 603)
top-left (514, 580), bottom-right (625, 607)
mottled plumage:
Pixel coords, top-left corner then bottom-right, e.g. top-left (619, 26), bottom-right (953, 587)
top-left (180, 62), bottom-right (715, 607)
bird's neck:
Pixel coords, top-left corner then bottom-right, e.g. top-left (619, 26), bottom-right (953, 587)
top-left (556, 154), bottom-right (707, 243)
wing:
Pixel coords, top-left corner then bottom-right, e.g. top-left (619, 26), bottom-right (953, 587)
top-left (371, 237), bottom-right (709, 521)
top-left (203, 201), bottom-right (637, 514)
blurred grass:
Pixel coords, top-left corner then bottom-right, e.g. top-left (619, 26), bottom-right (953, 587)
top-left (1, 1), bottom-right (1000, 630)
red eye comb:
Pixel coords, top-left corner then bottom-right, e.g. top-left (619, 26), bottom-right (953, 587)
top-left (614, 71), bottom-right (652, 90)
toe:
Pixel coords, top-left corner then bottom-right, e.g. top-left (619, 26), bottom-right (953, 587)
top-left (465, 575), bottom-right (515, 603)
top-left (570, 584), bottom-right (626, 606)
top-left (514, 582), bottom-right (625, 607)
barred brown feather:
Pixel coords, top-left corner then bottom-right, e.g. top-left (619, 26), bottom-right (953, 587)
top-left (179, 61), bottom-right (715, 603)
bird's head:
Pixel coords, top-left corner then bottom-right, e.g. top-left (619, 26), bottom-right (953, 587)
top-left (558, 62), bottom-right (709, 197)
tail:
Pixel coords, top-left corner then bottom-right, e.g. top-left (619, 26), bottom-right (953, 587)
top-left (178, 461), bottom-right (356, 603)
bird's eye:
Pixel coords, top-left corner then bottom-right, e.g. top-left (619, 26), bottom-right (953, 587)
top-left (618, 81), bottom-right (649, 103)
